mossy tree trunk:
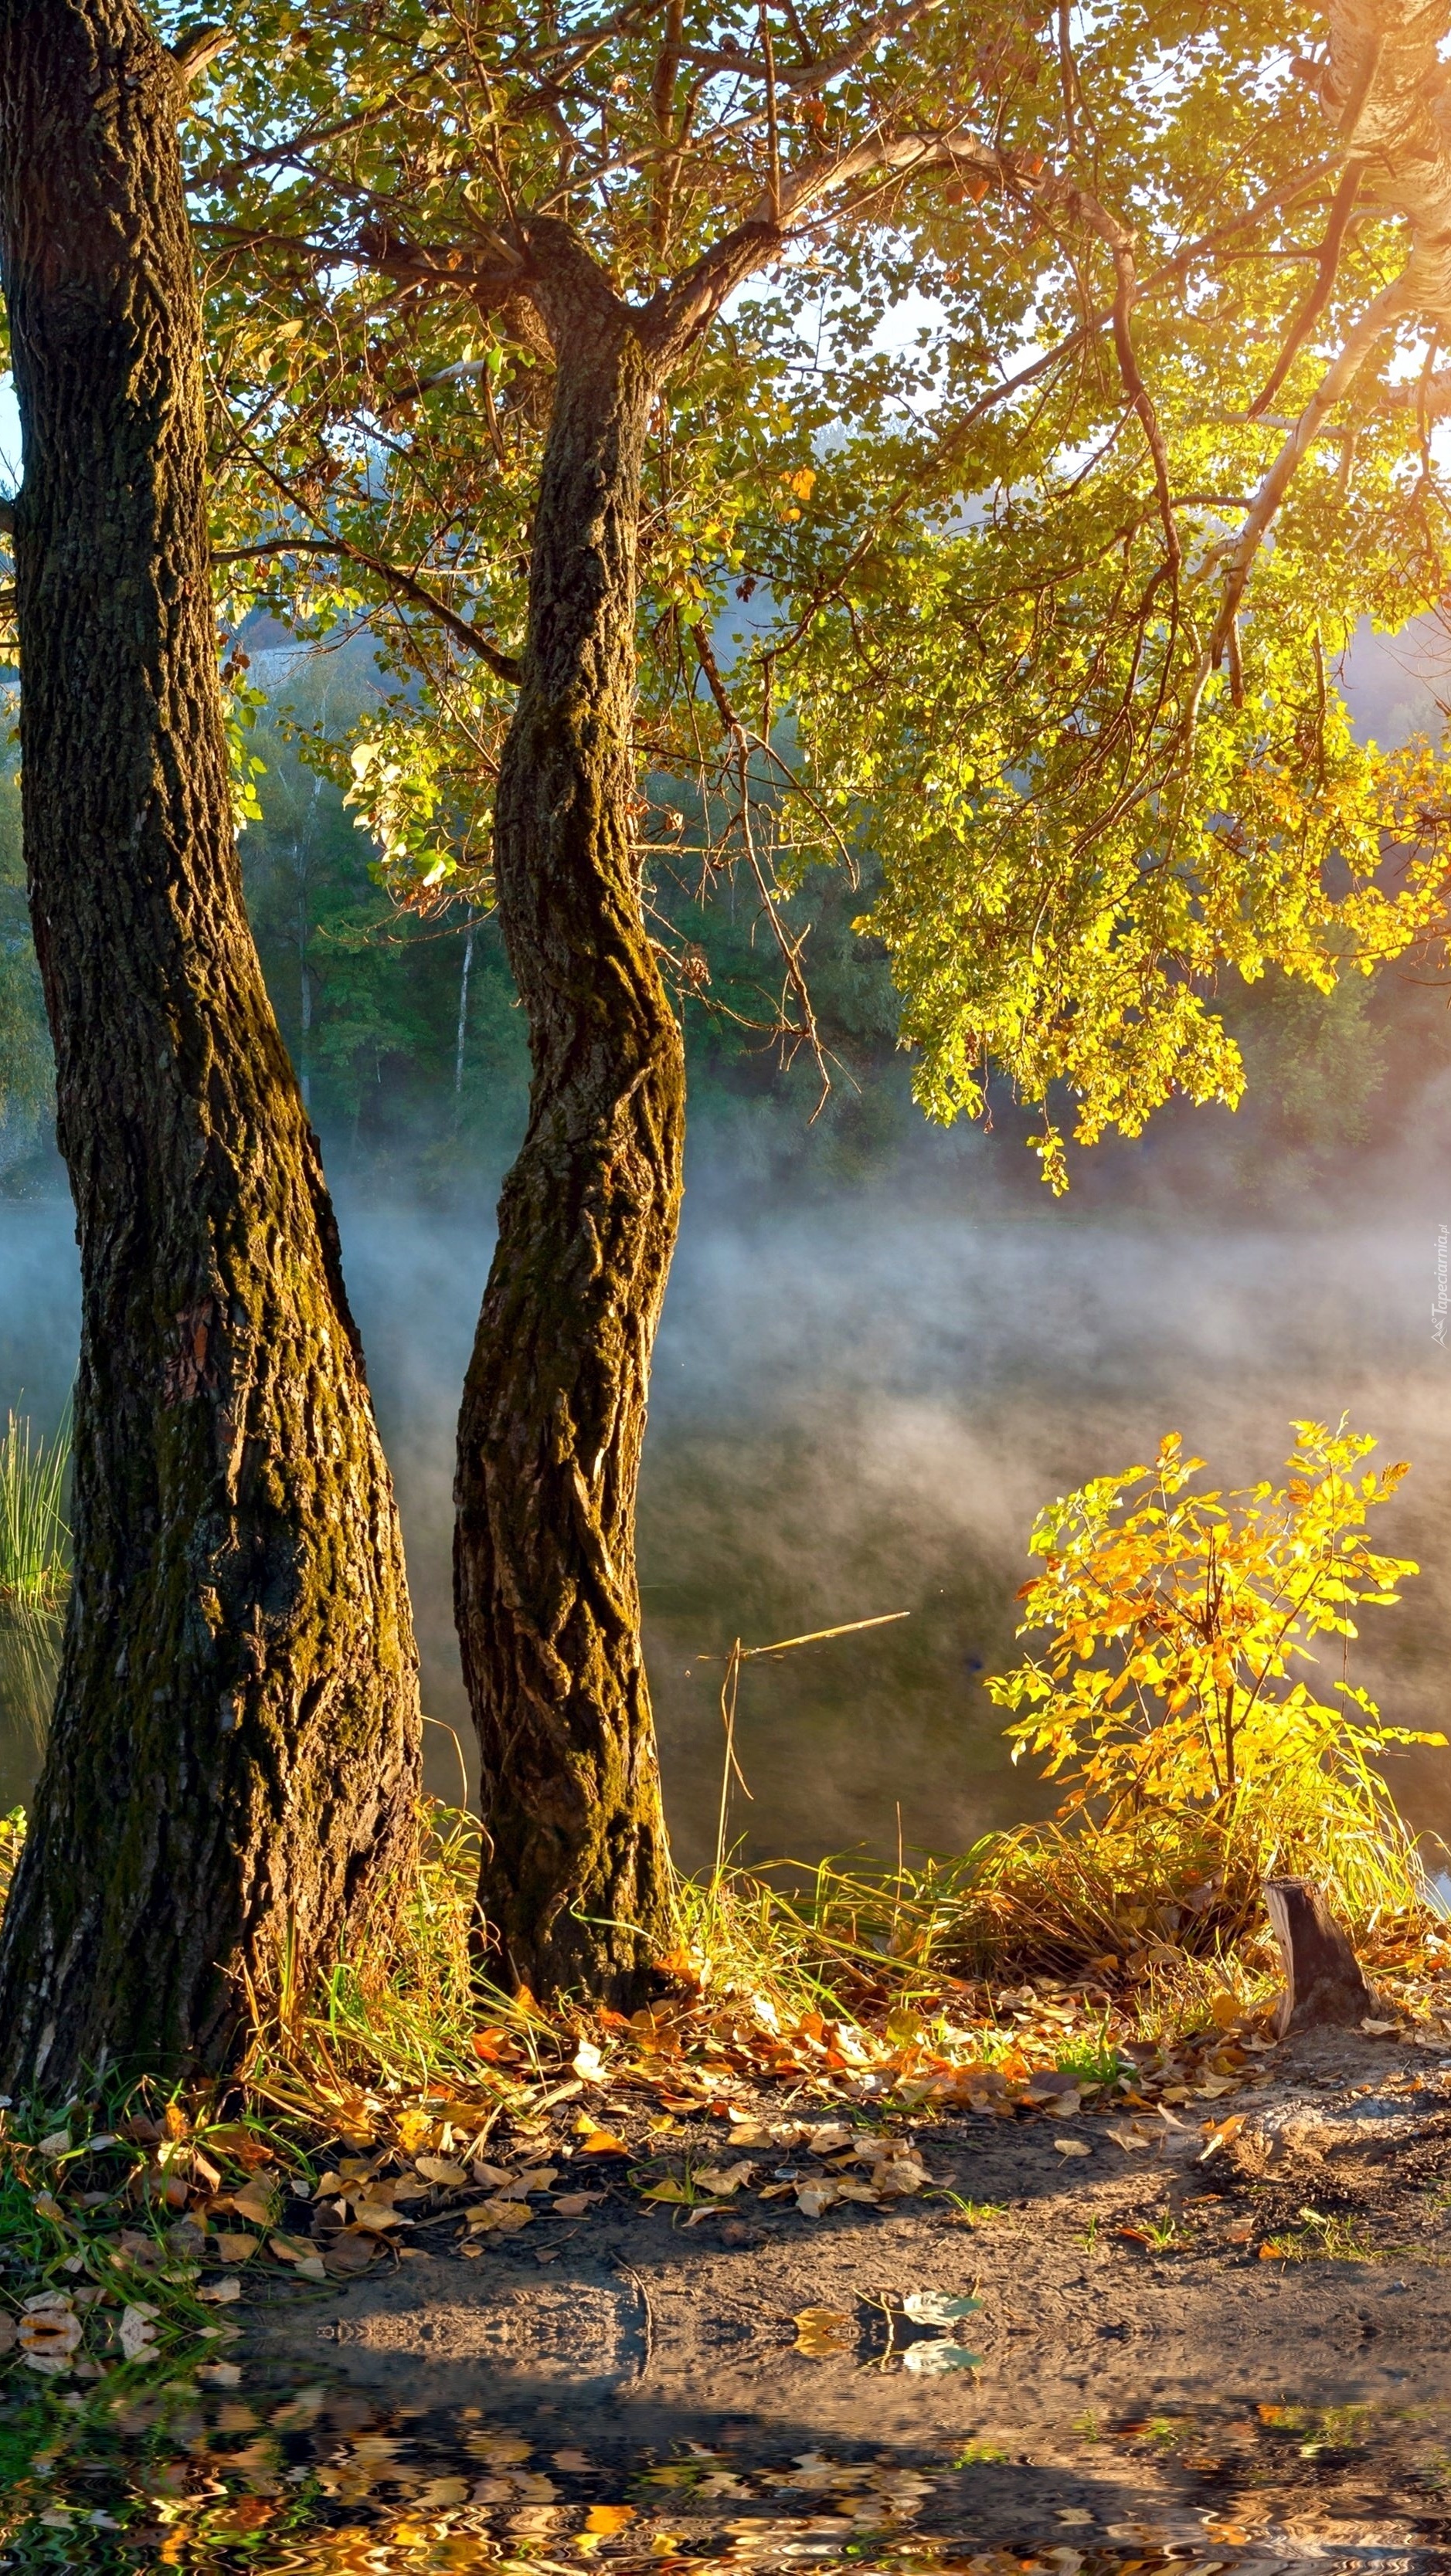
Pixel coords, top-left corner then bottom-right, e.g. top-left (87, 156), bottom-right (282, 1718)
top-left (455, 230), bottom-right (685, 2003)
top-left (0, 0), bottom-right (421, 2091)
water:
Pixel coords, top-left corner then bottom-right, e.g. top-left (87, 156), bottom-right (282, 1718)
top-left (4, 1171), bottom-right (1451, 1864)
top-left (5, 2364), bottom-right (1450, 2570)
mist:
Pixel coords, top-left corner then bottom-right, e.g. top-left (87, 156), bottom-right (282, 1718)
top-left (5, 1080), bottom-right (1451, 1872)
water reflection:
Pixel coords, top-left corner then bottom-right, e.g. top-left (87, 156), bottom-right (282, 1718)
top-left (3, 2363), bottom-right (1449, 2568)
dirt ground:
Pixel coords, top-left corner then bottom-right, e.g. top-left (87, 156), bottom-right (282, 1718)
top-left (240, 2024), bottom-right (1451, 2566)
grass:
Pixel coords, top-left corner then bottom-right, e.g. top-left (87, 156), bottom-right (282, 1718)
top-left (0, 1405), bottom-right (69, 1613)
top-left (1261, 2207), bottom-right (1376, 2264)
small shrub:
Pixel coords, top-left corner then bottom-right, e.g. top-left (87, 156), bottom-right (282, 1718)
top-left (980, 1417), bottom-right (1443, 1954)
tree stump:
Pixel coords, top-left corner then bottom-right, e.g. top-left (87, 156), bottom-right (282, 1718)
top-left (1264, 1878), bottom-right (1378, 2038)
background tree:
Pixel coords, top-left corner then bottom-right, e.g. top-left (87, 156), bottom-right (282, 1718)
top-left (0, 0), bottom-right (420, 2089)
top-left (189, 0), bottom-right (1451, 1996)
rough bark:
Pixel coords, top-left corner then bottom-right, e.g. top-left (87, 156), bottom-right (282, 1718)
top-left (0, 0), bottom-right (420, 2091)
top-left (1264, 1877), bottom-right (1379, 2038)
top-left (455, 228), bottom-right (684, 2003)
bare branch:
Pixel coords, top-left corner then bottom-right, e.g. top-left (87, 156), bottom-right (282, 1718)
top-left (216, 535), bottom-right (523, 684)
top-left (689, 621), bottom-right (831, 1108)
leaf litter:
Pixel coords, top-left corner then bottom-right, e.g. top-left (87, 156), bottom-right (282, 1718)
top-left (8, 1808), bottom-right (1451, 2563)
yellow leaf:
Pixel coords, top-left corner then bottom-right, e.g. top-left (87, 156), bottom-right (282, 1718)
top-left (214, 2232), bottom-right (260, 2263)
top-left (465, 2199), bottom-right (533, 2233)
top-left (414, 2155), bottom-right (468, 2186)
top-left (585, 2505), bottom-right (637, 2534)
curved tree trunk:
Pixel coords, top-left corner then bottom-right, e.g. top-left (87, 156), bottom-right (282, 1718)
top-left (455, 235), bottom-right (684, 2003)
top-left (0, 0), bottom-right (420, 2091)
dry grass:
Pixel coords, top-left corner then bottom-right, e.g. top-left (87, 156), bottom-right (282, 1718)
top-left (226, 1781), bottom-right (1450, 2140)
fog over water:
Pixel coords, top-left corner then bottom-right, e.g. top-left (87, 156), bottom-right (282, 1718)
top-left (5, 1101), bottom-right (1451, 1870)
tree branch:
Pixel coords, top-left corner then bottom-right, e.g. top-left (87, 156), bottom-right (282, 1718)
top-left (216, 536), bottom-right (522, 683)
top-left (1249, 158), bottom-right (1362, 417)
top-left (677, 0), bottom-right (944, 97)
top-left (689, 621), bottom-right (831, 1108)
top-left (1208, 273), bottom-right (1409, 669)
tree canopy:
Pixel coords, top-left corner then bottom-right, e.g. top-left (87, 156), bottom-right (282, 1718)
top-left (179, 0), bottom-right (1451, 1185)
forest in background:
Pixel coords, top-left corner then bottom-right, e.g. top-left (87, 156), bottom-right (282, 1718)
top-left (2, 629), bottom-right (1447, 1215)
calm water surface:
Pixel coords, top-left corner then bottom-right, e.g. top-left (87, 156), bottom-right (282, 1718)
top-left (3, 1174), bottom-right (1451, 1865)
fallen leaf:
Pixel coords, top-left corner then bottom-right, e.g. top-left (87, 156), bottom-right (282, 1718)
top-left (466, 2199), bottom-right (534, 2233)
top-left (552, 2191), bottom-right (603, 2216)
top-left (1054, 2137), bottom-right (1092, 2158)
top-left (197, 2361), bottom-right (243, 2388)
top-left (902, 2292), bottom-right (984, 2326)
top-left (198, 2279), bottom-right (242, 2304)
top-left (795, 2179), bottom-right (839, 2218)
top-left (227, 2178), bottom-right (280, 2229)
top-left (214, 2232), bottom-right (260, 2264)
top-left (414, 2156), bottom-right (468, 2187)
top-left (37, 2129), bottom-right (70, 2158)
top-left (470, 2028), bottom-right (519, 2063)
top-left (118, 2304), bottom-right (158, 2363)
top-left (31, 2192), bottom-right (66, 2223)
top-left (512, 2166), bottom-right (559, 2193)
top-left (639, 2178), bottom-right (692, 2204)
top-left (267, 2232), bottom-right (315, 2264)
top-left (323, 2235), bottom-right (378, 2276)
top-left (294, 2255), bottom-right (328, 2282)
top-left (807, 2125), bottom-right (852, 2156)
top-left (577, 2131), bottom-right (629, 2157)
top-left (694, 2162), bottom-right (755, 2196)
top-left (1361, 2018), bottom-right (1399, 2035)
top-left (584, 2505), bottom-right (636, 2535)
top-left (470, 2161), bottom-right (515, 2190)
top-left (872, 2160), bottom-right (931, 2196)
top-left (1105, 2123), bottom-right (1153, 2152)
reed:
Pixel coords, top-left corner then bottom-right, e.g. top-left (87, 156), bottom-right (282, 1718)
top-left (0, 1406), bottom-right (70, 1612)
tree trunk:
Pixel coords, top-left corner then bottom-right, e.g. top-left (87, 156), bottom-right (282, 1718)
top-left (455, 233), bottom-right (684, 2003)
top-left (0, 0), bottom-right (421, 2092)
top-left (1264, 1877), bottom-right (1380, 2038)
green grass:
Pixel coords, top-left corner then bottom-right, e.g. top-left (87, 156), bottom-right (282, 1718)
top-left (0, 1407), bottom-right (69, 1613)
top-left (1259, 2208), bottom-right (1375, 2263)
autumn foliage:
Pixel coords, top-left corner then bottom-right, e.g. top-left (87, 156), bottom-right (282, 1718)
top-left (981, 1422), bottom-right (1445, 1958)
